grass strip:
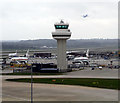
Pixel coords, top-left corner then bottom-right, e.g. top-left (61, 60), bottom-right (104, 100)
top-left (6, 78), bottom-right (120, 90)
top-left (2, 72), bottom-right (63, 75)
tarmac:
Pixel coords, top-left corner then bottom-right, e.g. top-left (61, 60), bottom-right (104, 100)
top-left (1, 68), bottom-right (119, 102)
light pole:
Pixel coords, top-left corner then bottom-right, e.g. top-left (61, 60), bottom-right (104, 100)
top-left (31, 65), bottom-right (33, 103)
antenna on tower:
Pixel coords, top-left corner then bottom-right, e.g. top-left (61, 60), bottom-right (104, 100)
top-left (60, 19), bottom-right (64, 23)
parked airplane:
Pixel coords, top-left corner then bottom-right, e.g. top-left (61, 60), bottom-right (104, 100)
top-left (10, 50), bottom-right (30, 67)
top-left (11, 49), bottom-right (29, 61)
top-left (11, 57), bottom-right (29, 61)
top-left (8, 50), bottom-right (17, 57)
top-left (73, 49), bottom-right (89, 65)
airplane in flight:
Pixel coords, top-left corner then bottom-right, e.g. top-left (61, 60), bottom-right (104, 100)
top-left (82, 14), bottom-right (88, 18)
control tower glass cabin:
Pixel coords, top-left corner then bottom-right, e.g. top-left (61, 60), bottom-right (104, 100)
top-left (52, 20), bottom-right (71, 40)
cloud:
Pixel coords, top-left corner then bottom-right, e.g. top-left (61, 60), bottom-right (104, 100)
top-left (0, 1), bottom-right (118, 40)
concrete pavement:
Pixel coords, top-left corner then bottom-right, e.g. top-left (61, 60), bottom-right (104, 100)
top-left (2, 74), bottom-right (119, 101)
top-left (1, 67), bottom-right (119, 101)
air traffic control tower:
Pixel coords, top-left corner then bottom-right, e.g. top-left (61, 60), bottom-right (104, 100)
top-left (52, 20), bottom-right (72, 72)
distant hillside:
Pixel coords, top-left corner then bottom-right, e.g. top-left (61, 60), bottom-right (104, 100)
top-left (2, 39), bottom-right (118, 50)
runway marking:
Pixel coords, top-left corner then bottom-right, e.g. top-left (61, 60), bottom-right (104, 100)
top-left (2, 92), bottom-right (29, 101)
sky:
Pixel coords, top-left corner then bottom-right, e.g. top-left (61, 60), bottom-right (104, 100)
top-left (0, 0), bottom-right (118, 40)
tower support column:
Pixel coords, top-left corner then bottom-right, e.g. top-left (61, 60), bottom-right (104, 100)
top-left (57, 39), bottom-right (67, 72)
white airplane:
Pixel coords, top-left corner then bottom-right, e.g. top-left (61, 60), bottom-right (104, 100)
top-left (73, 49), bottom-right (89, 65)
top-left (8, 50), bottom-right (17, 57)
top-left (25, 49), bottom-right (29, 57)
top-left (11, 57), bottom-right (28, 61)
top-left (10, 49), bottom-right (29, 62)
top-left (82, 14), bottom-right (88, 18)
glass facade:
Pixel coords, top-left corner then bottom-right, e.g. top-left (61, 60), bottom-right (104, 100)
top-left (55, 25), bottom-right (68, 29)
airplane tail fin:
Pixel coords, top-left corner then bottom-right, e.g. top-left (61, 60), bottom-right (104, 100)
top-left (86, 49), bottom-right (89, 57)
top-left (25, 49), bottom-right (29, 57)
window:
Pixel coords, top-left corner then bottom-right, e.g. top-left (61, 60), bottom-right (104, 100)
top-left (55, 25), bottom-right (68, 29)
top-left (65, 25), bottom-right (67, 28)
